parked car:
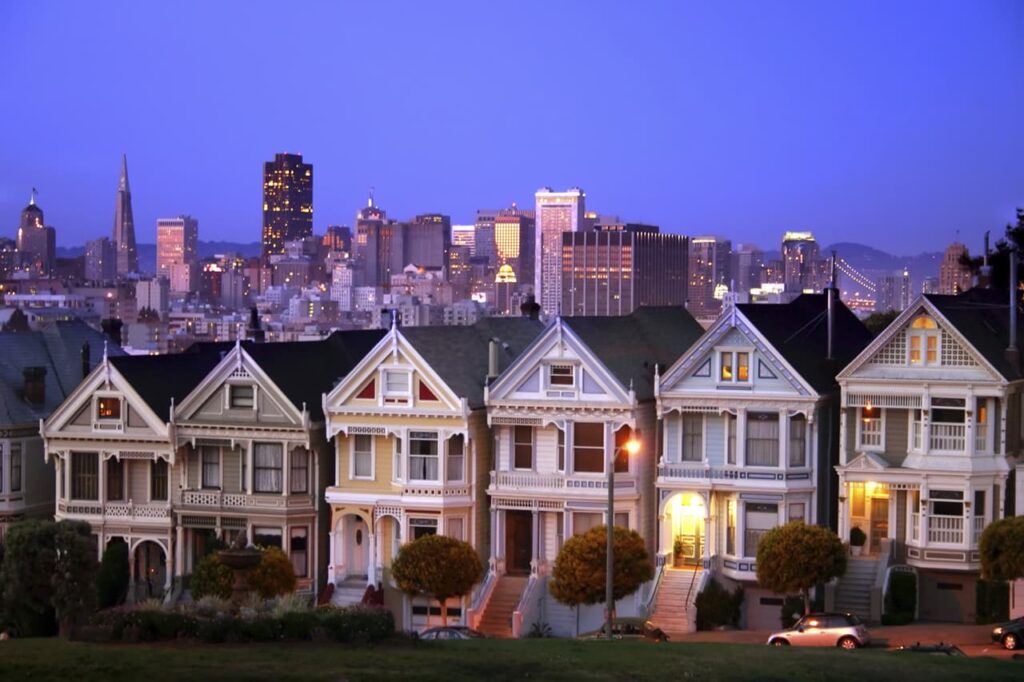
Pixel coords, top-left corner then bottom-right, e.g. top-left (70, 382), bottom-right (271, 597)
top-left (419, 626), bottom-right (487, 640)
top-left (895, 643), bottom-right (965, 656)
top-left (578, 618), bottom-right (669, 642)
top-left (991, 617), bottom-right (1024, 650)
top-left (767, 613), bottom-right (869, 649)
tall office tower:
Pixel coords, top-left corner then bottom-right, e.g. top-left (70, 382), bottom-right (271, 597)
top-left (84, 237), bottom-right (116, 283)
top-left (561, 225), bottom-right (688, 316)
top-left (112, 154), bottom-right (139, 276)
top-left (452, 225), bottom-right (475, 253)
top-left (535, 187), bottom-right (586, 316)
top-left (687, 236), bottom-right (732, 319)
top-left (135, 278), bottom-right (170, 318)
top-left (494, 203), bottom-right (536, 289)
top-left (16, 192), bottom-right (56, 276)
top-left (0, 238), bottom-right (18, 279)
top-left (781, 231), bottom-right (826, 292)
top-left (406, 213), bottom-right (451, 270)
top-left (323, 225), bottom-right (352, 253)
top-left (261, 153), bottom-right (313, 263)
top-left (474, 209), bottom-right (498, 264)
top-left (156, 215), bottom-right (199, 293)
top-left (875, 268), bottom-right (912, 313)
top-left (939, 242), bottom-right (972, 295)
top-left (353, 195), bottom-right (403, 287)
top-left (732, 243), bottom-right (765, 293)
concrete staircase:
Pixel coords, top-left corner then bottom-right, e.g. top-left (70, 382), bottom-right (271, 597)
top-left (477, 575), bottom-right (528, 638)
top-left (649, 568), bottom-right (703, 635)
top-left (331, 576), bottom-right (368, 607)
top-left (835, 557), bottom-right (878, 622)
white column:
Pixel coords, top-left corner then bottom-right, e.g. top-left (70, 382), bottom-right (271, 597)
top-left (175, 526), bottom-right (184, 579)
top-left (64, 453), bottom-right (72, 499)
top-left (245, 446), bottom-right (253, 495)
top-left (489, 507), bottom-right (498, 568)
top-left (778, 410), bottom-right (787, 468)
top-left (737, 409), bottom-right (747, 465)
top-left (98, 456), bottom-right (107, 505)
top-left (838, 407), bottom-right (848, 466)
top-left (531, 509), bottom-right (540, 569)
top-left (327, 526), bottom-right (336, 584)
top-left (281, 444), bottom-right (290, 496)
top-left (367, 533), bottom-right (377, 584)
top-left (837, 476), bottom-right (849, 543)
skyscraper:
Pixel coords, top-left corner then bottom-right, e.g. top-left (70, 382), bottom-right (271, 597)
top-left (474, 209), bottom-right (498, 264)
top-left (112, 154), bottom-right (139, 276)
top-left (157, 215), bottom-right (199, 293)
top-left (84, 237), bottom-right (116, 283)
top-left (262, 153), bottom-right (313, 263)
top-left (353, 194), bottom-right (402, 288)
top-left (781, 231), bottom-right (825, 292)
top-left (732, 243), bottom-right (765, 293)
top-left (939, 242), bottom-right (972, 295)
top-left (875, 269), bottom-right (912, 312)
top-left (535, 187), bottom-right (585, 316)
top-left (16, 192), bottom-right (56, 277)
top-left (687, 236), bottom-right (732, 319)
top-left (451, 225), bottom-right (475, 253)
top-left (406, 213), bottom-right (451, 270)
top-left (494, 203), bottom-right (535, 290)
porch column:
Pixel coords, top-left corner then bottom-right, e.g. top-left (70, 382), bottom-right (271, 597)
top-left (54, 457), bottom-right (62, 502)
top-left (64, 454), bottom-right (71, 500)
top-left (245, 446), bottom-right (253, 495)
top-left (127, 544), bottom-right (136, 605)
top-left (98, 456), bottom-right (106, 504)
top-left (918, 494), bottom-right (927, 544)
top-left (367, 533), bottom-right (377, 584)
top-left (531, 508), bottom-right (540, 572)
top-left (779, 412), bottom-right (789, 470)
top-left (489, 506), bottom-right (498, 570)
top-left (736, 409), bottom-right (747, 465)
top-left (175, 526), bottom-right (184, 580)
top-left (966, 390), bottom-right (977, 456)
top-left (164, 537), bottom-right (173, 591)
top-left (837, 476), bottom-right (848, 543)
top-left (838, 407), bottom-right (848, 466)
top-left (281, 445), bottom-right (290, 497)
top-left (327, 525), bottom-right (336, 584)
top-left (702, 492), bottom-right (712, 567)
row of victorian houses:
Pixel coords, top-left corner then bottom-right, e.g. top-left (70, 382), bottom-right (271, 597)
top-left (2, 286), bottom-right (1021, 634)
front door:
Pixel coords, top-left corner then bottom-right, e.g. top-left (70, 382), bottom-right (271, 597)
top-left (349, 518), bottom-right (369, 578)
top-left (505, 510), bottom-right (532, 574)
top-left (870, 498), bottom-right (889, 553)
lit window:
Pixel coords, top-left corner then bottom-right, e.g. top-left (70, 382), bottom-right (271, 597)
top-left (96, 397), bottom-right (121, 420)
top-left (858, 406), bottom-right (883, 449)
top-left (908, 315), bottom-right (939, 366)
top-left (719, 351), bottom-right (750, 383)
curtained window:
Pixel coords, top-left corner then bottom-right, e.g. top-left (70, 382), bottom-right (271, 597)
top-left (409, 432), bottom-right (439, 481)
top-left (201, 446), bottom-right (220, 489)
top-left (254, 443), bottom-right (283, 493)
top-left (789, 415), bottom-right (807, 467)
top-left (746, 413), bottom-right (779, 466)
top-left (290, 450), bottom-right (309, 493)
top-left (290, 527), bottom-right (308, 578)
top-left (151, 459), bottom-right (168, 501)
top-left (681, 414), bottom-right (703, 462)
top-left (447, 435), bottom-right (465, 482)
top-left (10, 443), bottom-right (21, 493)
top-left (72, 452), bottom-right (99, 500)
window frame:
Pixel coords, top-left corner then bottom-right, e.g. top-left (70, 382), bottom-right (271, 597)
top-left (9, 442), bottom-right (22, 493)
top-left (409, 516), bottom-right (439, 540)
top-left (71, 451), bottom-right (99, 501)
top-left (253, 442), bottom-right (284, 493)
top-left (680, 413), bottom-right (704, 463)
top-left (350, 434), bottom-right (375, 481)
top-left (227, 383), bottom-right (256, 410)
top-left (408, 431), bottom-right (440, 482)
top-left (150, 458), bottom-right (169, 502)
top-left (788, 413), bottom-right (808, 468)
top-left (446, 434), bottom-right (465, 483)
top-left (513, 425), bottom-right (534, 470)
top-left (95, 395), bottom-right (123, 421)
top-left (382, 369), bottom-right (412, 404)
top-left (745, 412), bottom-right (780, 467)
top-left (290, 526), bottom-right (308, 578)
top-left (201, 446), bottom-right (221, 490)
top-left (856, 405), bottom-right (885, 451)
top-left (908, 315), bottom-right (940, 366)
top-left (290, 449), bottom-right (310, 493)
top-left (572, 422), bottom-right (605, 474)
top-left (547, 363), bottom-right (576, 389)
top-left (718, 349), bottom-right (752, 384)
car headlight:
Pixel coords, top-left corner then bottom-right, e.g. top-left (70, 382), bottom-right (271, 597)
top-left (993, 627), bottom-right (1003, 635)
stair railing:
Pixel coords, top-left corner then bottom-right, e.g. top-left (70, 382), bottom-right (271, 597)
top-left (467, 570), bottom-right (498, 630)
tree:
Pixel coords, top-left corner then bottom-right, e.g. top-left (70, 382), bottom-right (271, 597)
top-left (863, 310), bottom-right (899, 337)
top-left (0, 520), bottom-right (58, 636)
top-left (96, 539), bottom-right (130, 608)
top-left (963, 208), bottom-right (1024, 289)
top-left (756, 521), bottom-right (847, 614)
top-left (2, 308), bottom-right (29, 332)
top-left (51, 521), bottom-right (99, 637)
top-left (550, 526), bottom-right (653, 608)
top-left (249, 546), bottom-right (297, 599)
top-left (190, 553), bottom-right (232, 600)
top-left (391, 534), bottom-right (483, 625)
top-left (979, 516), bottom-right (1024, 582)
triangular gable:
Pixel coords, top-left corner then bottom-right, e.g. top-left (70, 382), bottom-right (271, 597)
top-left (842, 451), bottom-right (890, 471)
top-left (324, 328), bottom-right (463, 415)
top-left (487, 319), bottom-right (632, 404)
top-left (839, 298), bottom-right (998, 380)
top-left (659, 309), bottom-right (815, 396)
top-left (174, 344), bottom-right (303, 426)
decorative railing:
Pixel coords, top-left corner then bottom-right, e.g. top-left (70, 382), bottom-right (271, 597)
top-left (512, 574), bottom-right (542, 639)
top-left (658, 462), bottom-right (801, 481)
top-left (58, 500), bottom-right (170, 520)
top-left (972, 516), bottom-right (985, 545)
top-left (927, 514), bottom-right (964, 544)
top-left (178, 489), bottom-right (312, 510)
top-left (911, 422), bottom-right (922, 451)
top-left (974, 431), bottom-right (987, 452)
top-left (910, 512), bottom-right (920, 541)
top-left (929, 422), bottom-right (966, 452)
top-left (401, 484), bottom-right (472, 498)
top-left (490, 471), bottom-right (636, 493)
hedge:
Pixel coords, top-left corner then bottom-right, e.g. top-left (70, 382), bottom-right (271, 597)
top-left (976, 580), bottom-right (1009, 625)
top-left (694, 579), bottom-right (743, 631)
top-left (881, 571), bottom-right (916, 626)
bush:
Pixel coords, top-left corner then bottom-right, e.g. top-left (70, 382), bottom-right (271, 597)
top-left (96, 541), bottom-right (130, 608)
top-left (849, 526), bottom-right (867, 547)
top-left (694, 579), bottom-right (743, 631)
top-left (550, 526), bottom-right (652, 609)
top-left (0, 520), bottom-right (58, 636)
top-left (756, 522), bottom-right (847, 614)
top-left (272, 593), bottom-right (312, 618)
top-left (881, 571), bottom-right (916, 626)
top-left (191, 554), bottom-right (232, 600)
top-left (976, 579), bottom-right (1009, 625)
top-left (193, 595), bottom-right (233, 618)
top-left (249, 547), bottom-right (297, 599)
top-left (392, 534), bottom-right (483, 625)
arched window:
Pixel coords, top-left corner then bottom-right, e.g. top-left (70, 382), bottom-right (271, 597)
top-left (908, 315), bottom-right (939, 365)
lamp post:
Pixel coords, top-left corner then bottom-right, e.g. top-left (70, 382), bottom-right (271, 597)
top-left (606, 434), bottom-right (641, 640)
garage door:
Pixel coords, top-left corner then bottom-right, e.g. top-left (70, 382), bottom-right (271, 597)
top-left (918, 573), bottom-right (974, 622)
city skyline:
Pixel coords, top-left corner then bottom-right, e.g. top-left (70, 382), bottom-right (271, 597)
top-left (1, 2), bottom-right (1022, 254)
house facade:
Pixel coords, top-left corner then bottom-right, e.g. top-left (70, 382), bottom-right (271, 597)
top-left (322, 318), bottom-right (541, 629)
top-left (655, 294), bottom-right (872, 630)
top-left (835, 289), bottom-right (1019, 622)
top-left (480, 308), bottom-right (704, 637)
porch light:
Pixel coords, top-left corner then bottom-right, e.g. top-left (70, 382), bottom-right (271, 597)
top-left (623, 438), bottom-right (641, 456)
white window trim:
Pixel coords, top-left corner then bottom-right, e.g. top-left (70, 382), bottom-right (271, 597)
top-left (380, 367), bottom-right (413, 404)
top-left (446, 435), bottom-right (467, 484)
top-left (717, 347), bottom-right (752, 384)
top-left (679, 413), bottom-right (706, 464)
top-left (350, 434), bottom-right (376, 481)
top-left (93, 392), bottom-right (125, 430)
top-left (907, 328), bottom-right (940, 366)
top-left (201, 446), bottom-right (222, 490)
top-left (545, 362), bottom-right (578, 391)
top-left (855, 407), bottom-right (886, 452)
top-left (225, 381), bottom-right (258, 411)
top-left (408, 431), bottom-right (441, 483)
top-left (512, 425), bottom-right (535, 472)
top-left (392, 433), bottom-right (404, 484)
top-left (407, 515), bottom-right (439, 540)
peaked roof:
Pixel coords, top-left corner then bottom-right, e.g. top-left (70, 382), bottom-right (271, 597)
top-left (923, 287), bottom-right (1024, 381)
top-left (562, 306), bottom-right (705, 401)
top-left (402, 317), bottom-right (544, 409)
top-left (737, 293), bottom-right (873, 393)
top-left (110, 349), bottom-right (223, 421)
top-left (0, 321), bottom-right (124, 426)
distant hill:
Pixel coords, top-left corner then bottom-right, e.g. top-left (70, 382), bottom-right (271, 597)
top-left (825, 242), bottom-right (943, 293)
top-left (56, 241), bottom-right (262, 274)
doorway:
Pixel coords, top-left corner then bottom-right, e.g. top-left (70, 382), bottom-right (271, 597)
top-left (347, 516), bottom-right (369, 579)
top-left (505, 510), bottom-right (532, 574)
top-left (870, 497), bottom-right (889, 553)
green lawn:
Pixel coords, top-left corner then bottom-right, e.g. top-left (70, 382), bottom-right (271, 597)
top-left (0, 638), bottom-right (1019, 682)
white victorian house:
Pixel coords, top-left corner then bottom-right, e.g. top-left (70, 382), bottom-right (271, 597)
top-left (654, 294), bottom-right (872, 631)
top-left (479, 307), bottom-right (703, 637)
top-left (835, 288), bottom-right (1021, 622)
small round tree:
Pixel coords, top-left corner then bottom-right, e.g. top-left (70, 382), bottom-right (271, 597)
top-left (51, 520), bottom-right (99, 638)
top-left (756, 521), bottom-right (847, 614)
top-left (979, 516), bottom-right (1024, 582)
top-left (391, 534), bottom-right (483, 625)
top-left (550, 526), bottom-right (653, 609)
top-left (249, 546), bottom-right (297, 599)
top-left (190, 553), bottom-right (233, 600)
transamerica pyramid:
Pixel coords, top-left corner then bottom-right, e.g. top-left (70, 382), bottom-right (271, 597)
top-left (112, 153), bottom-right (138, 275)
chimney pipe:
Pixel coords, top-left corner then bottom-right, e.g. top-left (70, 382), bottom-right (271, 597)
top-left (1007, 245), bottom-right (1019, 372)
top-left (81, 341), bottom-right (91, 379)
top-left (487, 338), bottom-right (499, 380)
top-left (980, 231), bottom-right (992, 288)
top-left (827, 251), bottom-right (836, 361)
top-left (23, 366), bottom-right (46, 406)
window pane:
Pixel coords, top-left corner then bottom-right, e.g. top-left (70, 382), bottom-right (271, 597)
top-left (10, 444), bottom-right (21, 493)
top-left (573, 422), bottom-right (604, 473)
top-left (744, 503), bottom-right (778, 556)
top-left (254, 443), bottom-right (283, 493)
top-left (447, 517), bottom-right (464, 541)
top-left (202, 446), bottom-right (221, 489)
top-left (614, 427), bottom-right (632, 473)
top-left (385, 371), bottom-right (410, 393)
top-left (573, 511), bottom-right (602, 535)
top-left (513, 426), bottom-right (533, 469)
top-left (151, 459), bottom-right (168, 501)
top-left (229, 385), bottom-right (254, 408)
top-left (720, 352), bottom-right (733, 381)
top-left (788, 415), bottom-right (806, 467)
top-left (726, 414), bottom-right (737, 465)
top-left (746, 413), bottom-right (779, 466)
top-left (614, 512), bottom-right (629, 529)
top-left (254, 526), bottom-right (282, 549)
top-left (353, 435), bottom-right (373, 478)
top-left (557, 428), bottom-right (565, 471)
top-left (72, 452), bottom-right (99, 500)
top-left (411, 517), bottom-right (438, 540)
top-left (682, 414), bottom-right (703, 462)
top-left (290, 449), bottom-right (309, 492)
top-left (447, 435), bottom-right (465, 482)
top-left (409, 432), bottom-right (439, 481)
top-left (737, 353), bottom-right (749, 381)
top-left (290, 527), bottom-right (308, 577)
top-left (550, 365), bottom-right (574, 386)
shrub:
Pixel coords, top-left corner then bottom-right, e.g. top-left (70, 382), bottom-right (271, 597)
top-left (272, 593), bottom-right (312, 618)
top-left (0, 519), bottom-right (58, 636)
top-left (550, 526), bottom-right (653, 609)
top-left (96, 541), bottom-right (130, 608)
top-left (694, 579), bottom-right (743, 630)
top-left (849, 526), bottom-right (867, 547)
top-left (392, 535), bottom-right (483, 625)
top-left (881, 571), bottom-right (916, 626)
top-left (249, 547), bottom-right (297, 599)
top-left (979, 516), bottom-right (1024, 582)
top-left (193, 595), bottom-right (233, 618)
top-left (976, 579), bottom-right (1009, 625)
top-left (191, 554), bottom-right (232, 600)
top-left (756, 522), bottom-right (847, 614)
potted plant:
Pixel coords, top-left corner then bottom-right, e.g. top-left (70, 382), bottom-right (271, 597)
top-left (849, 526), bottom-right (867, 556)
top-left (673, 537), bottom-right (686, 567)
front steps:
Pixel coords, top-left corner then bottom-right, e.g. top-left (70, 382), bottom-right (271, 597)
top-left (649, 568), bottom-right (703, 635)
top-left (331, 576), bottom-right (368, 607)
top-left (477, 575), bottom-right (528, 638)
top-left (835, 556), bottom-right (878, 622)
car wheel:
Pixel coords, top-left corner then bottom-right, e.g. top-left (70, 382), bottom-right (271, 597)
top-left (770, 639), bottom-right (790, 647)
top-left (838, 637), bottom-right (860, 650)
top-left (1003, 633), bottom-right (1019, 650)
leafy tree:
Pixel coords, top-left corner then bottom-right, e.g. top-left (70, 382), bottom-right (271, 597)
top-left (550, 526), bottom-right (653, 608)
top-left (0, 519), bottom-right (58, 636)
top-left (96, 539), bottom-right (130, 608)
top-left (979, 516), bottom-right (1024, 582)
top-left (391, 534), bottom-right (483, 625)
top-left (2, 308), bottom-right (29, 332)
top-left (51, 521), bottom-right (99, 637)
top-left (190, 553), bottom-right (232, 600)
top-left (863, 310), bottom-right (899, 337)
top-left (249, 546), bottom-right (297, 599)
top-left (756, 521), bottom-right (847, 614)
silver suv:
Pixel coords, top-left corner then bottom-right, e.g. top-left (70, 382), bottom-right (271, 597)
top-left (767, 612), bottom-right (870, 649)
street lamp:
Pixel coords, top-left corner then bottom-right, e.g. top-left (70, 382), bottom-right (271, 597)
top-left (606, 434), bottom-right (641, 640)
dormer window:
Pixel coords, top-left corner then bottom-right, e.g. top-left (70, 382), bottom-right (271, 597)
top-left (96, 397), bottom-right (121, 420)
top-left (908, 315), bottom-right (939, 365)
top-left (719, 351), bottom-right (750, 383)
top-left (383, 370), bottom-right (411, 404)
top-left (549, 364), bottom-right (575, 388)
top-left (229, 384), bottom-right (255, 409)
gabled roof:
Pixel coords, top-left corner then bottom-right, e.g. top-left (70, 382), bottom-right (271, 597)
top-left (923, 288), bottom-right (1024, 381)
top-left (736, 293), bottom-right (872, 393)
top-left (110, 350), bottom-right (224, 422)
top-left (561, 306), bottom-right (705, 401)
top-left (401, 317), bottom-right (544, 409)
top-left (0, 321), bottom-right (123, 426)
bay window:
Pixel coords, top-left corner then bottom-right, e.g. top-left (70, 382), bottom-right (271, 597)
top-left (409, 432), bottom-right (439, 481)
top-left (681, 414), bottom-right (703, 462)
top-left (746, 412), bottom-right (779, 466)
top-left (254, 443), bottom-right (283, 493)
top-left (857, 406), bottom-right (882, 449)
top-left (788, 414), bottom-right (807, 467)
top-left (447, 435), bottom-right (465, 482)
top-left (573, 422), bottom-right (604, 473)
top-left (72, 452), bottom-right (99, 500)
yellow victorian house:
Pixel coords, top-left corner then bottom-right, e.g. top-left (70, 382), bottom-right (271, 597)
top-left (322, 317), bottom-right (541, 629)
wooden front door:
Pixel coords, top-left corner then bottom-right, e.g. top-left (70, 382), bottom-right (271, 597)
top-left (505, 510), bottom-right (532, 574)
top-left (870, 498), bottom-right (889, 553)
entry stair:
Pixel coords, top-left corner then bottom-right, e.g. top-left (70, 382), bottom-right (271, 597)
top-left (331, 576), bottom-right (368, 607)
top-left (477, 575), bottom-right (528, 638)
top-left (649, 568), bottom-right (703, 636)
top-left (834, 556), bottom-right (878, 622)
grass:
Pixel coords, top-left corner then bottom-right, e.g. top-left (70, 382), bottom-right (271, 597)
top-left (0, 638), bottom-right (1019, 682)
